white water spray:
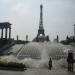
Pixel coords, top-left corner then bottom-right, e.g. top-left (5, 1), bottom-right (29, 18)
top-left (1, 42), bottom-right (75, 69)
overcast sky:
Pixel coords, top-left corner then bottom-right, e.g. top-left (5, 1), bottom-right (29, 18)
top-left (0, 0), bottom-right (75, 41)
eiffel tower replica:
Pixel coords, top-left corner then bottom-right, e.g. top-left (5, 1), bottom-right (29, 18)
top-left (33, 4), bottom-right (50, 42)
top-left (36, 4), bottom-right (45, 42)
top-left (37, 4), bottom-right (45, 37)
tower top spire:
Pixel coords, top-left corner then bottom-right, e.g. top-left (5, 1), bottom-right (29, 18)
top-left (39, 4), bottom-right (44, 30)
top-left (40, 4), bottom-right (43, 8)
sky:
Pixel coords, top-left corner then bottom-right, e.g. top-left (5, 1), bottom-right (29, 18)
top-left (0, 0), bottom-right (75, 41)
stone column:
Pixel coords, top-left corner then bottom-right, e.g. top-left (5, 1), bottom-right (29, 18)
top-left (5, 28), bottom-right (8, 39)
top-left (9, 28), bottom-right (11, 39)
top-left (1, 28), bottom-right (3, 39)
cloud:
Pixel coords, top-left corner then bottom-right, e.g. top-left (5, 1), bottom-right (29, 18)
top-left (12, 2), bottom-right (32, 15)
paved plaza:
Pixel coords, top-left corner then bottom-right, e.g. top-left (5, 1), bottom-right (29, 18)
top-left (0, 68), bottom-right (75, 75)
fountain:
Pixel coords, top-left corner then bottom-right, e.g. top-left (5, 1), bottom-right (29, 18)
top-left (1, 42), bottom-right (75, 69)
top-left (16, 42), bottom-right (70, 69)
top-left (17, 42), bottom-right (67, 59)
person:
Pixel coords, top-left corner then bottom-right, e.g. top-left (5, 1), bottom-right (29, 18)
top-left (67, 50), bottom-right (74, 72)
top-left (49, 57), bottom-right (52, 70)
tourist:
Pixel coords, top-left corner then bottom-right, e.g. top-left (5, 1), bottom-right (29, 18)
top-left (67, 50), bottom-right (74, 72)
top-left (49, 57), bottom-right (52, 70)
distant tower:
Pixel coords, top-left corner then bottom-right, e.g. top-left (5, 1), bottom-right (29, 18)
top-left (57, 35), bottom-right (59, 42)
top-left (17, 35), bottom-right (19, 41)
top-left (37, 4), bottom-right (45, 37)
top-left (74, 24), bottom-right (75, 36)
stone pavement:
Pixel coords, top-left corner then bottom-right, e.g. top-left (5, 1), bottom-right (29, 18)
top-left (0, 69), bottom-right (75, 75)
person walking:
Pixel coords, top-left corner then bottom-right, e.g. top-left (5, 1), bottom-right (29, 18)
top-left (49, 57), bottom-right (52, 70)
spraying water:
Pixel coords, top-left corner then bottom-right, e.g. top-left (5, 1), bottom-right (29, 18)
top-left (0, 42), bottom-right (75, 69)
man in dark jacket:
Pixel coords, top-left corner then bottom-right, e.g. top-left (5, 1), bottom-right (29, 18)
top-left (67, 50), bottom-right (74, 72)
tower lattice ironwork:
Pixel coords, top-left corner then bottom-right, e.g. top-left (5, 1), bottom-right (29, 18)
top-left (37, 4), bottom-right (45, 37)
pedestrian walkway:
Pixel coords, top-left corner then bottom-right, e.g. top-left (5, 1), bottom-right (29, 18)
top-left (24, 69), bottom-right (75, 75)
top-left (0, 69), bottom-right (75, 75)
